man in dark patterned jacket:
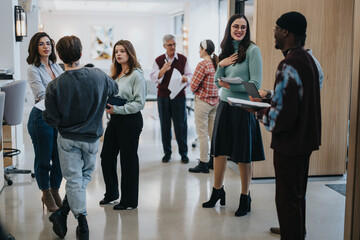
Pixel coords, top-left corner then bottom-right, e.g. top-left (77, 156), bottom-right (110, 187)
top-left (256, 12), bottom-right (321, 240)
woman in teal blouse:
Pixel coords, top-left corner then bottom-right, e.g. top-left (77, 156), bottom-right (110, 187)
top-left (202, 14), bottom-right (265, 217)
top-left (100, 40), bottom-right (147, 210)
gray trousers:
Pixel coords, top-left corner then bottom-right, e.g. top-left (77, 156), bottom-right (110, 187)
top-left (57, 134), bottom-right (99, 218)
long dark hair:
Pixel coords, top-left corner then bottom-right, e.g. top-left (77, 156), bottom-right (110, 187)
top-left (26, 32), bottom-right (57, 67)
top-left (111, 40), bottom-right (141, 79)
top-left (219, 14), bottom-right (253, 64)
top-left (200, 39), bottom-right (219, 70)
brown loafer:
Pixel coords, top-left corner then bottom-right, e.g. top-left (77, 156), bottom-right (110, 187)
top-left (270, 227), bottom-right (280, 234)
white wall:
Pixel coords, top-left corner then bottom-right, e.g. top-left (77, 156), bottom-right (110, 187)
top-left (0, 0), bottom-right (21, 80)
top-left (40, 12), bottom-right (170, 77)
top-left (39, 0), bottom-right (221, 76)
top-left (20, 10), bottom-right (39, 83)
top-left (0, 0), bottom-right (24, 191)
top-left (187, 0), bottom-right (220, 70)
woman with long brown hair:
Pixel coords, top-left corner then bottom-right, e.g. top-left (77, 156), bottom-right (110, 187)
top-left (27, 32), bottom-right (63, 212)
top-left (202, 15), bottom-right (265, 217)
top-left (99, 40), bottom-right (147, 210)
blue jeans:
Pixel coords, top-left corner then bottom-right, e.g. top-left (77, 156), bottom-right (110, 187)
top-left (27, 107), bottom-right (62, 190)
top-left (57, 135), bottom-right (99, 218)
top-left (157, 97), bottom-right (188, 157)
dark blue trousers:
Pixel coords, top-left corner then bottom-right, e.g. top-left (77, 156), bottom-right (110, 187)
top-left (27, 107), bottom-right (62, 190)
top-left (157, 97), bottom-right (188, 157)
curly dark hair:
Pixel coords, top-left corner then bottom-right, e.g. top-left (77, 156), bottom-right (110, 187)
top-left (26, 32), bottom-right (57, 67)
top-left (219, 14), bottom-right (254, 64)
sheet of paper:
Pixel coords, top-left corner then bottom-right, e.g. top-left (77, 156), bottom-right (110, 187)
top-left (227, 97), bottom-right (271, 110)
top-left (168, 68), bottom-right (187, 99)
top-left (34, 99), bottom-right (45, 111)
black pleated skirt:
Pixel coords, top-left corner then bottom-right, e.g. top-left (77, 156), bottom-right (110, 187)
top-left (211, 100), bottom-right (265, 163)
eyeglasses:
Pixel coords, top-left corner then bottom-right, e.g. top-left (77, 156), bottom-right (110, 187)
top-left (231, 24), bottom-right (247, 31)
top-left (38, 41), bottom-right (51, 47)
top-left (165, 43), bottom-right (176, 47)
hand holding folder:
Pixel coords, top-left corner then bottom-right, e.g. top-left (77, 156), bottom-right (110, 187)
top-left (106, 96), bottom-right (127, 109)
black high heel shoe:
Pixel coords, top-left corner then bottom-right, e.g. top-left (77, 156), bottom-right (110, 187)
top-left (202, 187), bottom-right (226, 208)
top-left (235, 192), bottom-right (251, 217)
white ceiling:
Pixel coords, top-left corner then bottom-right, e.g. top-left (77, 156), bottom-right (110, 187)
top-left (38, 0), bottom-right (188, 15)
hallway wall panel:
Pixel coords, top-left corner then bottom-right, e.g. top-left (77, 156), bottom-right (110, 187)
top-left (252, 0), bottom-right (353, 177)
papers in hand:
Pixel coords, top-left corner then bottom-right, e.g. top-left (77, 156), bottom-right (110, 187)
top-left (34, 99), bottom-right (45, 111)
top-left (220, 77), bottom-right (243, 84)
top-left (227, 97), bottom-right (270, 110)
top-left (168, 69), bottom-right (187, 99)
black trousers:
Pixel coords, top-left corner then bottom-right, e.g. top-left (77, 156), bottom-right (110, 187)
top-left (273, 151), bottom-right (311, 240)
top-left (157, 97), bottom-right (188, 157)
top-left (101, 112), bottom-right (143, 207)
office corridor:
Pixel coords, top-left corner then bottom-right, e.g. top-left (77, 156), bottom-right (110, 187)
top-left (0, 98), bottom-right (346, 240)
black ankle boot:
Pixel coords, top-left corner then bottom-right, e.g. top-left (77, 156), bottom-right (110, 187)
top-left (49, 195), bottom-right (71, 238)
top-left (235, 193), bottom-right (251, 217)
top-left (189, 161), bottom-right (209, 173)
top-left (202, 187), bottom-right (226, 208)
top-left (76, 214), bottom-right (89, 240)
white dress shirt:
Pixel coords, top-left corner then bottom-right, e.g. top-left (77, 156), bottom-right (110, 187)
top-left (150, 52), bottom-right (192, 84)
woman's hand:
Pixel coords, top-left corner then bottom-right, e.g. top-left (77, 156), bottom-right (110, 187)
top-left (218, 79), bottom-right (230, 89)
top-left (105, 104), bottom-right (114, 114)
top-left (249, 96), bottom-right (262, 102)
top-left (218, 53), bottom-right (238, 68)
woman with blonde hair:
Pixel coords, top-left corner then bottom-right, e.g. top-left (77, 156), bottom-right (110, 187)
top-left (100, 40), bottom-right (147, 210)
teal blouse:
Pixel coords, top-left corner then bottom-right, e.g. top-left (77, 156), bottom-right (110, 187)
top-left (214, 40), bottom-right (263, 101)
top-left (113, 68), bottom-right (147, 115)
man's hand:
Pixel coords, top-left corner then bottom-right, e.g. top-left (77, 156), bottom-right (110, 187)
top-left (162, 61), bottom-right (172, 72)
top-left (218, 53), bottom-right (238, 68)
top-left (158, 61), bottom-right (172, 79)
top-left (181, 75), bottom-right (188, 83)
top-left (218, 79), bottom-right (230, 89)
top-left (259, 90), bottom-right (268, 99)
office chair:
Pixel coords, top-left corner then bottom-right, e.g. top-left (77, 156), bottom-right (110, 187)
top-left (2, 80), bottom-right (34, 186)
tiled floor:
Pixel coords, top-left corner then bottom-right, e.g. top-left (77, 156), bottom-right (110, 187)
top-left (0, 95), bottom-right (346, 240)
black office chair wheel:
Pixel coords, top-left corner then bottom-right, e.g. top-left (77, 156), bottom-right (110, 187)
top-left (31, 173), bottom-right (35, 178)
top-left (7, 179), bottom-right (13, 186)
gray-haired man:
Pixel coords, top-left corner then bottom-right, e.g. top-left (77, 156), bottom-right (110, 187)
top-left (150, 34), bottom-right (192, 163)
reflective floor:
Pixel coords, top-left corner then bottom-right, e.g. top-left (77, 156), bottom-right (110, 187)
top-left (0, 96), bottom-right (345, 240)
